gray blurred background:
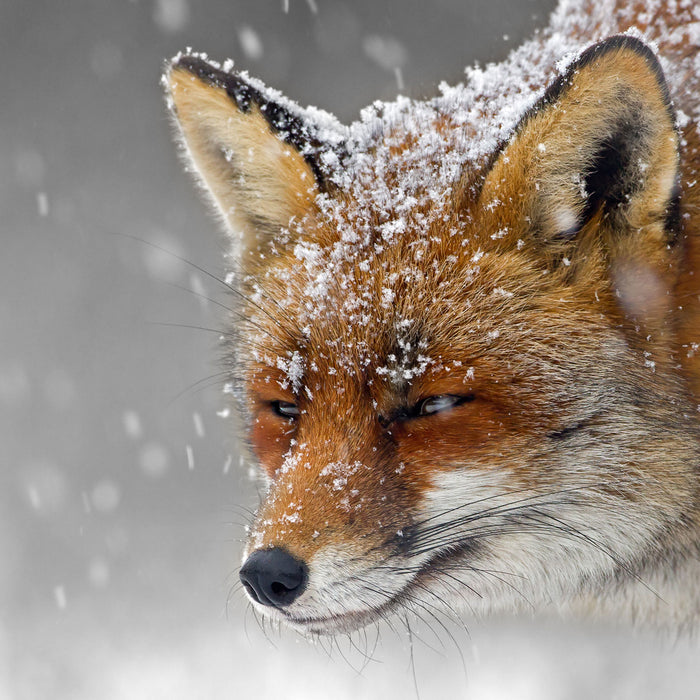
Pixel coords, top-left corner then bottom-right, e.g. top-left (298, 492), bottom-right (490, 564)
top-left (3, 1), bottom-right (699, 698)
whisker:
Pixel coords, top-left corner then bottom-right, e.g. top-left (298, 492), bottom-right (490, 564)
top-left (117, 229), bottom-right (304, 341)
top-left (407, 482), bottom-right (608, 545)
top-left (166, 371), bottom-right (234, 404)
top-left (403, 616), bottom-right (421, 700)
top-left (149, 320), bottom-right (233, 337)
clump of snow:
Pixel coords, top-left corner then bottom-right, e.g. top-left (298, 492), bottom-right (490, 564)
top-left (276, 350), bottom-right (305, 393)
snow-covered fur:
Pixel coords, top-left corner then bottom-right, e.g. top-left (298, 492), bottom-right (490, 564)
top-left (165, 0), bottom-right (700, 634)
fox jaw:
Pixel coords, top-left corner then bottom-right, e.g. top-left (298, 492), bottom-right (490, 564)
top-left (166, 32), bottom-right (700, 635)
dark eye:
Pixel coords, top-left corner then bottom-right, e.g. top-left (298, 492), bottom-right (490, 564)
top-left (417, 394), bottom-right (471, 416)
top-left (271, 401), bottom-right (299, 418)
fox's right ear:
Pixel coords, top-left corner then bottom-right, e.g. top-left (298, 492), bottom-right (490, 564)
top-left (165, 55), bottom-right (343, 268)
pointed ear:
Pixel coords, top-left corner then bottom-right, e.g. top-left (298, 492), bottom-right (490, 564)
top-left (165, 55), bottom-right (342, 267)
top-left (480, 35), bottom-right (680, 281)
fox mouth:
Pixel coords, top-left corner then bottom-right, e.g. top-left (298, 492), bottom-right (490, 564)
top-left (277, 540), bottom-right (481, 635)
top-left (280, 604), bottom-right (388, 635)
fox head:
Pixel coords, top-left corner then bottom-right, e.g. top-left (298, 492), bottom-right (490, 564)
top-left (166, 36), bottom-right (700, 634)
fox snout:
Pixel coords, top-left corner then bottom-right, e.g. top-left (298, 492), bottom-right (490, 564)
top-left (239, 548), bottom-right (308, 608)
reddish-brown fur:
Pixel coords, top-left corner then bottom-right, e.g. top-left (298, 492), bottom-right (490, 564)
top-left (167, 0), bottom-right (700, 632)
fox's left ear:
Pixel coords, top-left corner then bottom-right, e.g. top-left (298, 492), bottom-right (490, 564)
top-left (166, 55), bottom-right (342, 269)
top-left (480, 35), bottom-right (680, 304)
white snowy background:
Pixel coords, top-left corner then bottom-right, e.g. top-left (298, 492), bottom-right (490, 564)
top-left (3, 0), bottom-right (699, 698)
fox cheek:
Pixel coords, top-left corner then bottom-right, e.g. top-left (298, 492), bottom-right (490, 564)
top-left (249, 415), bottom-right (295, 479)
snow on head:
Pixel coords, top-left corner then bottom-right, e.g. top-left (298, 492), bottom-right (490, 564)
top-left (224, 0), bottom-right (700, 400)
top-left (276, 351), bottom-right (305, 394)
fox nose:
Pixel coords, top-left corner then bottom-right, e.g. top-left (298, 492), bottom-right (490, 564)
top-left (240, 547), bottom-right (308, 608)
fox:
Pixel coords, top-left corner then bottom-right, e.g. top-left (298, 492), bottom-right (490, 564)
top-left (164, 0), bottom-right (700, 636)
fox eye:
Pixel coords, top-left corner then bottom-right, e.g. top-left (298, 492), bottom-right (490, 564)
top-left (270, 401), bottom-right (299, 418)
top-left (417, 394), bottom-right (471, 416)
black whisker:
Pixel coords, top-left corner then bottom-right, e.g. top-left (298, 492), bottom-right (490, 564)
top-left (149, 320), bottom-right (233, 337)
top-left (113, 229), bottom-right (304, 344)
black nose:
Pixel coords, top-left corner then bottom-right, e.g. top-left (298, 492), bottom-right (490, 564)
top-left (239, 547), bottom-right (308, 608)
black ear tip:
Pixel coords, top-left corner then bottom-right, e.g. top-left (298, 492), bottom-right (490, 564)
top-left (576, 34), bottom-right (673, 115)
top-left (171, 53), bottom-right (217, 78)
top-left (169, 53), bottom-right (257, 111)
top-left (536, 34), bottom-right (673, 125)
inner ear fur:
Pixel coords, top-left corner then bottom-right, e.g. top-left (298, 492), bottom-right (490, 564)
top-left (166, 55), bottom-right (337, 267)
top-left (480, 35), bottom-right (680, 271)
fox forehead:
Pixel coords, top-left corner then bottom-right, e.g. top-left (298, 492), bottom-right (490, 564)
top-left (241, 207), bottom-right (607, 405)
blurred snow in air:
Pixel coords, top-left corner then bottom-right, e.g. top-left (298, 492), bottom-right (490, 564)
top-left (238, 25), bottom-right (264, 61)
top-left (21, 461), bottom-right (69, 516)
top-left (88, 557), bottom-right (111, 588)
top-left (53, 585), bottom-right (67, 610)
top-left (123, 410), bottom-right (143, 439)
top-left (140, 228), bottom-right (187, 282)
top-left (138, 442), bottom-right (170, 478)
top-left (36, 191), bottom-right (49, 217)
top-left (153, 0), bottom-right (190, 33)
top-left (91, 479), bottom-right (122, 513)
top-left (189, 271), bottom-right (208, 308)
top-left (192, 411), bottom-right (205, 437)
top-left (363, 35), bottom-right (408, 72)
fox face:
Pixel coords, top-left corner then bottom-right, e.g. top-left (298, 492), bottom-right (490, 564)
top-left (166, 20), bottom-right (700, 634)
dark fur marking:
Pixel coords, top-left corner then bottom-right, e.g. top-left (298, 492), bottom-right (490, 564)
top-left (173, 54), bottom-right (345, 189)
top-left (581, 101), bottom-right (649, 224)
top-left (664, 180), bottom-right (682, 242)
top-left (514, 35), bottom-right (680, 243)
top-left (536, 35), bottom-right (675, 124)
top-left (547, 413), bottom-right (600, 441)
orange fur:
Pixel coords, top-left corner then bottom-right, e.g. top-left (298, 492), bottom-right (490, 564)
top-left (167, 0), bottom-right (700, 633)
